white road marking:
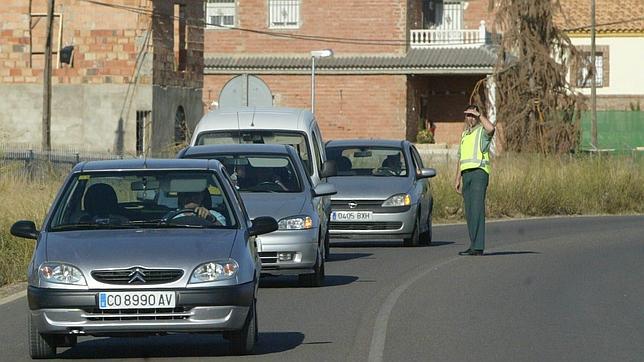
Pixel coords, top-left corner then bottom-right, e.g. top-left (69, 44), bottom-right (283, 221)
top-left (368, 256), bottom-right (460, 362)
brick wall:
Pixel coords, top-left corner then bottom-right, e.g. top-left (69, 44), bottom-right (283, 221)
top-left (204, 0), bottom-right (407, 55)
top-left (0, 0), bottom-right (151, 85)
top-left (203, 73), bottom-right (408, 141)
top-left (151, 0), bottom-right (203, 88)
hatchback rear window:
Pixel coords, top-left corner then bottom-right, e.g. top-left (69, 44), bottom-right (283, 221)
top-left (196, 130), bottom-right (314, 176)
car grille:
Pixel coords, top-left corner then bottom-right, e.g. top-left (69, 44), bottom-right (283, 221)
top-left (91, 268), bottom-right (184, 285)
top-left (82, 307), bottom-right (190, 321)
top-left (259, 252), bottom-right (277, 264)
top-left (331, 199), bottom-right (384, 211)
top-left (330, 221), bottom-right (403, 231)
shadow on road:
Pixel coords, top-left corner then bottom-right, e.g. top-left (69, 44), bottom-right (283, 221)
top-left (326, 252), bottom-right (373, 262)
top-left (57, 331), bottom-right (305, 358)
top-left (483, 251), bottom-right (540, 256)
top-left (331, 240), bottom-right (455, 248)
top-left (259, 275), bottom-right (359, 289)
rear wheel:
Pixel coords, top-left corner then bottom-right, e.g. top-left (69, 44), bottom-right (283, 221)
top-left (299, 243), bottom-right (325, 287)
top-left (28, 313), bottom-right (57, 359)
top-left (230, 299), bottom-right (257, 355)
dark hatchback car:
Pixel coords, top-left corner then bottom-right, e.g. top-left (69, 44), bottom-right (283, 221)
top-left (178, 144), bottom-right (337, 287)
top-left (11, 159), bottom-right (277, 358)
top-left (325, 139), bottom-right (437, 246)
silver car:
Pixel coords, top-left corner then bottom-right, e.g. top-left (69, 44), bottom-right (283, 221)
top-left (11, 159), bottom-right (277, 358)
top-left (325, 139), bottom-right (437, 246)
top-left (178, 144), bottom-right (337, 287)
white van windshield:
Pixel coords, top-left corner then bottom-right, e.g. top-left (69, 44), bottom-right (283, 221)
top-left (196, 130), bottom-right (314, 175)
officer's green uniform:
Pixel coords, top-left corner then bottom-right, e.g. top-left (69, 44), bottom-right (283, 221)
top-left (458, 124), bottom-right (492, 252)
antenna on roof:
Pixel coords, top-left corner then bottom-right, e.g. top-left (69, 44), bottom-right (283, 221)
top-left (250, 107), bottom-right (256, 127)
top-left (236, 111), bottom-right (241, 144)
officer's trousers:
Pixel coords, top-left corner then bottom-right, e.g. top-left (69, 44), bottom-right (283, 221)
top-left (462, 168), bottom-right (489, 251)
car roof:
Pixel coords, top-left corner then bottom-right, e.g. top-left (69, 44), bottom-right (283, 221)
top-left (72, 158), bottom-right (223, 172)
top-left (181, 144), bottom-right (292, 158)
top-left (194, 107), bottom-right (315, 134)
top-left (325, 139), bottom-right (406, 149)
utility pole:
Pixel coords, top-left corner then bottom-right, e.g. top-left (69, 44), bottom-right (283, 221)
top-left (590, 0), bottom-right (597, 149)
top-left (42, 0), bottom-right (55, 151)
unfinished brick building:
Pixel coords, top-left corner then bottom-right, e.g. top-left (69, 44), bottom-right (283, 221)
top-left (0, 0), bottom-right (204, 155)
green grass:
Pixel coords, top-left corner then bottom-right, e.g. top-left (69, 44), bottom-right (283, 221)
top-left (1, 154), bottom-right (642, 287)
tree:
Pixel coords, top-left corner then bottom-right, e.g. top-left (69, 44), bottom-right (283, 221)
top-left (489, 0), bottom-right (586, 153)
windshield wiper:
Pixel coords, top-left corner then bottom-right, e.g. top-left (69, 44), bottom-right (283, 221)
top-left (50, 223), bottom-right (136, 231)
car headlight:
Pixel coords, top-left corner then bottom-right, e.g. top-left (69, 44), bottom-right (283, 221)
top-left (39, 263), bottom-right (87, 286)
top-left (278, 216), bottom-right (313, 230)
top-left (381, 193), bottom-right (412, 207)
top-left (190, 259), bottom-right (239, 283)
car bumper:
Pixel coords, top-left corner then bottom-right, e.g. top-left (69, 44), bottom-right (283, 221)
top-left (28, 282), bottom-right (254, 336)
top-left (329, 205), bottom-right (416, 240)
top-left (256, 228), bottom-right (318, 276)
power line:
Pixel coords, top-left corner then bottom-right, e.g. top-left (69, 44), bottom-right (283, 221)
top-left (563, 16), bottom-right (644, 32)
top-left (79, 0), bottom-right (408, 46)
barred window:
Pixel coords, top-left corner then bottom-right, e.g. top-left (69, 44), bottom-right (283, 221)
top-left (269, 0), bottom-right (300, 29)
top-left (205, 0), bottom-right (236, 29)
top-left (578, 53), bottom-right (604, 88)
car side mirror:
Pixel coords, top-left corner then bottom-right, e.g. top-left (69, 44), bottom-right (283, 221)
top-left (10, 220), bottom-right (39, 240)
top-left (417, 168), bottom-right (437, 179)
top-left (249, 216), bottom-right (278, 237)
top-left (313, 183), bottom-right (337, 197)
top-left (320, 160), bottom-right (337, 178)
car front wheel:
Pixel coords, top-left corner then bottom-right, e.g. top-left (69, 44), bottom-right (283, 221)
top-left (403, 214), bottom-right (420, 247)
top-left (28, 313), bottom-right (57, 359)
top-left (299, 242), bottom-right (325, 287)
top-left (230, 299), bottom-right (258, 355)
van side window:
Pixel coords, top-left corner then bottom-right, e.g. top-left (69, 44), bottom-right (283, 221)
top-left (410, 146), bottom-right (424, 173)
top-left (311, 130), bottom-right (323, 175)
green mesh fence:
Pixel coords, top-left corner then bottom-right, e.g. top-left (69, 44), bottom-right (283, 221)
top-left (580, 111), bottom-right (644, 151)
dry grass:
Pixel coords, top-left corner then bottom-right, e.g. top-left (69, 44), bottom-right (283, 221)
top-left (0, 162), bottom-right (65, 287)
top-left (429, 152), bottom-right (644, 222)
top-left (0, 154), bottom-right (642, 287)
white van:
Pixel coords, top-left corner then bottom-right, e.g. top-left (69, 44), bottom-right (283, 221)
top-left (190, 107), bottom-right (336, 257)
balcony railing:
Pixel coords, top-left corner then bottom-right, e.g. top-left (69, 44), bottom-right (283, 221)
top-left (411, 21), bottom-right (489, 48)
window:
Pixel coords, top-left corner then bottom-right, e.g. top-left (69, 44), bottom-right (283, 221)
top-left (269, 0), bottom-right (300, 29)
top-left (136, 110), bottom-right (151, 156)
top-left (205, 0), bottom-right (236, 28)
top-left (578, 52), bottom-right (604, 88)
top-left (173, 4), bottom-right (187, 71)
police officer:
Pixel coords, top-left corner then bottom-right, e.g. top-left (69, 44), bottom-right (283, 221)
top-left (455, 104), bottom-right (495, 256)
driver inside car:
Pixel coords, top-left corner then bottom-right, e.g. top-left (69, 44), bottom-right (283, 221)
top-left (173, 189), bottom-right (227, 226)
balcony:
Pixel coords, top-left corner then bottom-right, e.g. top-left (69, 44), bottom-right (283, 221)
top-left (410, 21), bottom-right (490, 49)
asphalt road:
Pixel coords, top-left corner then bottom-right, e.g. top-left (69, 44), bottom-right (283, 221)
top-left (1, 215), bottom-right (642, 361)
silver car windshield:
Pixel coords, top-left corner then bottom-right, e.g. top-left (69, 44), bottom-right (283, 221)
top-left (326, 147), bottom-right (408, 177)
top-left (196, 130), bottom-right (314, 176)
top-left (48, 171), bottom-right (237, 231)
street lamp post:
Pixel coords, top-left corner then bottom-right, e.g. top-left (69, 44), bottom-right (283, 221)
top-left (310, 49), bottom-right (333, 114)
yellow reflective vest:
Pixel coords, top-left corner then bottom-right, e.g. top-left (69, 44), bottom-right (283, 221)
top-left (459, 125), bottom-right (491, 174)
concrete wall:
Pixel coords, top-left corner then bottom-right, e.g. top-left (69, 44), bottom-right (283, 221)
top-left (569, 36), bottom-right (644, 110)
top-left (0, 84), bottom-right (152, 153)
top-left (151, 85), bottom-right (202, 155)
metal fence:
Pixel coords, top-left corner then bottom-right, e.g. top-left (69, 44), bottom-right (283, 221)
top-left (0, 144), bottom-right (131, 179)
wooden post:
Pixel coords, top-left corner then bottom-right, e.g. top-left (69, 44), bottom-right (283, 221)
top-left (42, 0), bottom-right (55, 151)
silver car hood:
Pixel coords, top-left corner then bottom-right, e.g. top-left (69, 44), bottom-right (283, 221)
top-left (240, 192), bottom-right (307, 219)
top-left (328, 176), bottom-right (412, 200)
top-left (44, 229), bottom-right (238, 269)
